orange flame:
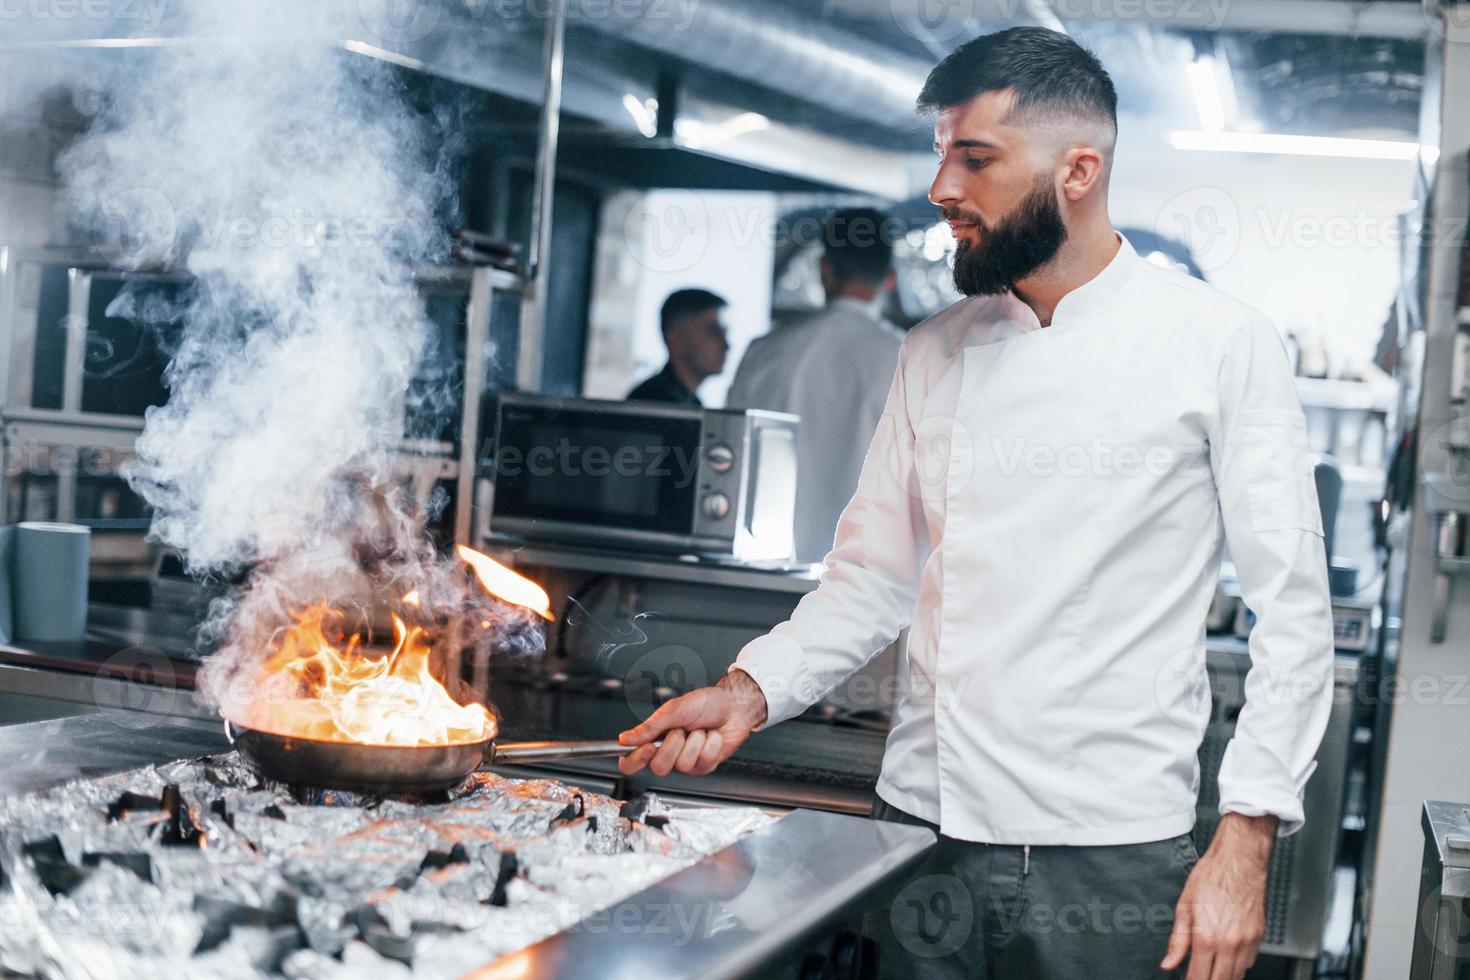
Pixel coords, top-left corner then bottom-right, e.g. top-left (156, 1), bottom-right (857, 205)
top-left (228, 549), bottom-right (550, 747)
top-left (457, 545), bottom-right (554, 620)
top-left (232, 597), bottom-right (497, 746)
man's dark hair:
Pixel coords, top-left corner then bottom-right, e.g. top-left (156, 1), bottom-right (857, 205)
top-left (917, 27), bottom-right (1117, 128)
top-left (823, 207), bottom-right (895, 286)
top-left (660, 288), bottom-right (727, 335)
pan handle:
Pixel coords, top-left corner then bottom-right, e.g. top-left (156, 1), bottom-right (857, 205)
top-left (488, 739), bottom-right (646, 765)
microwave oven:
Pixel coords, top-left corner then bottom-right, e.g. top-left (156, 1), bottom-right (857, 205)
top-left (483, 393), bottom-right (799, 560)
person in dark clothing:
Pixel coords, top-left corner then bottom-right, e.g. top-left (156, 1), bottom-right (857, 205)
top-left (627, 288), bottom-right (730, 405)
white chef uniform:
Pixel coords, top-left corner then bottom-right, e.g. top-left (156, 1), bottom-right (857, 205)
top-left (728, 297), bottom-right (904, 564)
top-left (733, 235), bottom-right (1334, 846)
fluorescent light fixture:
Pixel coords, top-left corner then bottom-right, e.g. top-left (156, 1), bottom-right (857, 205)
top-left (1186, 56), bottom-right (1225, 134)
top-left (3, 36), bottom-right (193, 49)
top-left (716, 112), bottom-right (770, 140)
top-left (622, 94), bottom-right (657, 138)
top-left (675, 112), bottom-right (769, 149)
top-left (1170, 130), bottom-right (1425, 161)
top-left (341, 40), bottom-right (425, 71)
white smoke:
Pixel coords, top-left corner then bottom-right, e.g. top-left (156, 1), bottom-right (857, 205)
top-left (26, 0), bottom-right (543, 714)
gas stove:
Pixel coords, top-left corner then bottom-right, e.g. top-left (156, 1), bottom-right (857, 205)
top-left (0, 751), bottom-right (771, 978)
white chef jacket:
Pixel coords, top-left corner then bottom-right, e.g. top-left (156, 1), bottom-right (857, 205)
top-left (728, 297), bottom-right (904, 564)
top-left (733, 236), bottom-right (1334, 846)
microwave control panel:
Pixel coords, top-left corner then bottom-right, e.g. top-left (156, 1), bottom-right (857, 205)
top-left (693, 414), bottom-right (747, 538)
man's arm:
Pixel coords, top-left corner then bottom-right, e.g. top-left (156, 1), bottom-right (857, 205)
top-left (1163, 314), bottom-right (1334, 980)
top-left (620, 338), bottom-right (931, 773)
top-left (1208, 315), bottom-right (1334, 830)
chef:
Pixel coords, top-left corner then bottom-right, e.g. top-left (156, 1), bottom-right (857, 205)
top-left (618, 26), bottom-right (1332, 980)
top-left (727, 207), bottom-right (905, 565)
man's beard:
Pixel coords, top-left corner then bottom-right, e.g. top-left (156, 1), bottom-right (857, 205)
top-left (948, 178), bottom-right (1067, 297)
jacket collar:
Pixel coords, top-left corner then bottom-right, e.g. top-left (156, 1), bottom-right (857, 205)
top-left (829, 295), bottom-right (886, 322)
top-left (998, 232), bottom-right (1139, 330)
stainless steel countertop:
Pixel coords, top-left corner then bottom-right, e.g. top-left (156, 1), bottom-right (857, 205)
top-left (0, 715), bottom-right (938, 979)
top-left (482, 807), bottom-right (935, 979)
top-left (0, 713), bottom-right (230, 796)
top-left (0, 648), bottom-right (216, 723)
top-left (1423, 801), bottom-right (1470, 872)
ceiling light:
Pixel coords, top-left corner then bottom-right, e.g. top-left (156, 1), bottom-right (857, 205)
top-left (1169, 131), bottom-right (1425, 161)
top-left (676, 112), bottom-right (768, 150)
top-left (621, 94), bottom-right (657, 138)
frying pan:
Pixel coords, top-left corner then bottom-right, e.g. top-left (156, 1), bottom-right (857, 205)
top-left (225, 720), bottom-right (643, 795)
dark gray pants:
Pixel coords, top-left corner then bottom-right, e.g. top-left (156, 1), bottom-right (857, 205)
top-left (867, 797), bottom-right (1197, 979)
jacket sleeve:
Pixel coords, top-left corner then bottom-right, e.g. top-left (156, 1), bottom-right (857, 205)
top-left (1209, 315), bottom-right (1335, 836)
top-left (732, 337), bottom-right (931, 726)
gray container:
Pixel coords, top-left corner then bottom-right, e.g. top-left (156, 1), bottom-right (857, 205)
top-left (13, 522), bottom-right (91, 642)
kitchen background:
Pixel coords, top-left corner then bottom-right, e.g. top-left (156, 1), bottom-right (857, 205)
top-left (0, 2), bottom-right (1467, 978)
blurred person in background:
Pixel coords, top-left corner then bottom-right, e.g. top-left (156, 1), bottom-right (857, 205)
top-left (626, 288), bottom-right (730, 406)
top-left (728, 207), bottom-right (903, 564)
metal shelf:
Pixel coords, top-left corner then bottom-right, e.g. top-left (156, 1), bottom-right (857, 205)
top-left (0, 246), bottom-right (520, 543)
top-left (72, 518), bottom-right (152, 531)
top-left (480, 538), bottom-right (823, 596)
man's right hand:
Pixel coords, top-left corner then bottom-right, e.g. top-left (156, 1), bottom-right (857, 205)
top-left (617, 668), bottom-right (769, 777)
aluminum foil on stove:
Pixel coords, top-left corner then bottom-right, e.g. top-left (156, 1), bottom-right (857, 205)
top-left (0, 753), bottom-right (773, 979)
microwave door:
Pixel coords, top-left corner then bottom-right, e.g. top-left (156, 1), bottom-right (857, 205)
top-left (489, 404), bottom-right (705, 552)
top-left (76, 272), bottom-right (187, 419)
top-left (739, 418), bottom-right (797, 561)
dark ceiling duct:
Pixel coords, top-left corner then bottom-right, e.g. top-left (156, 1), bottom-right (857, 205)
top-left (846, 0), bottom-right (1428, 40)
top-left (567, 0), bottom-right (934, 129)
top-left (566, 0), bottom-right (1428, 137)
top-left (8, 0), bottom-right (1428, 140)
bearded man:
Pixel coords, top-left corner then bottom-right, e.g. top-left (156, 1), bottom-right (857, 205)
top-left (618, 27), bottom-right (1333, 980)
